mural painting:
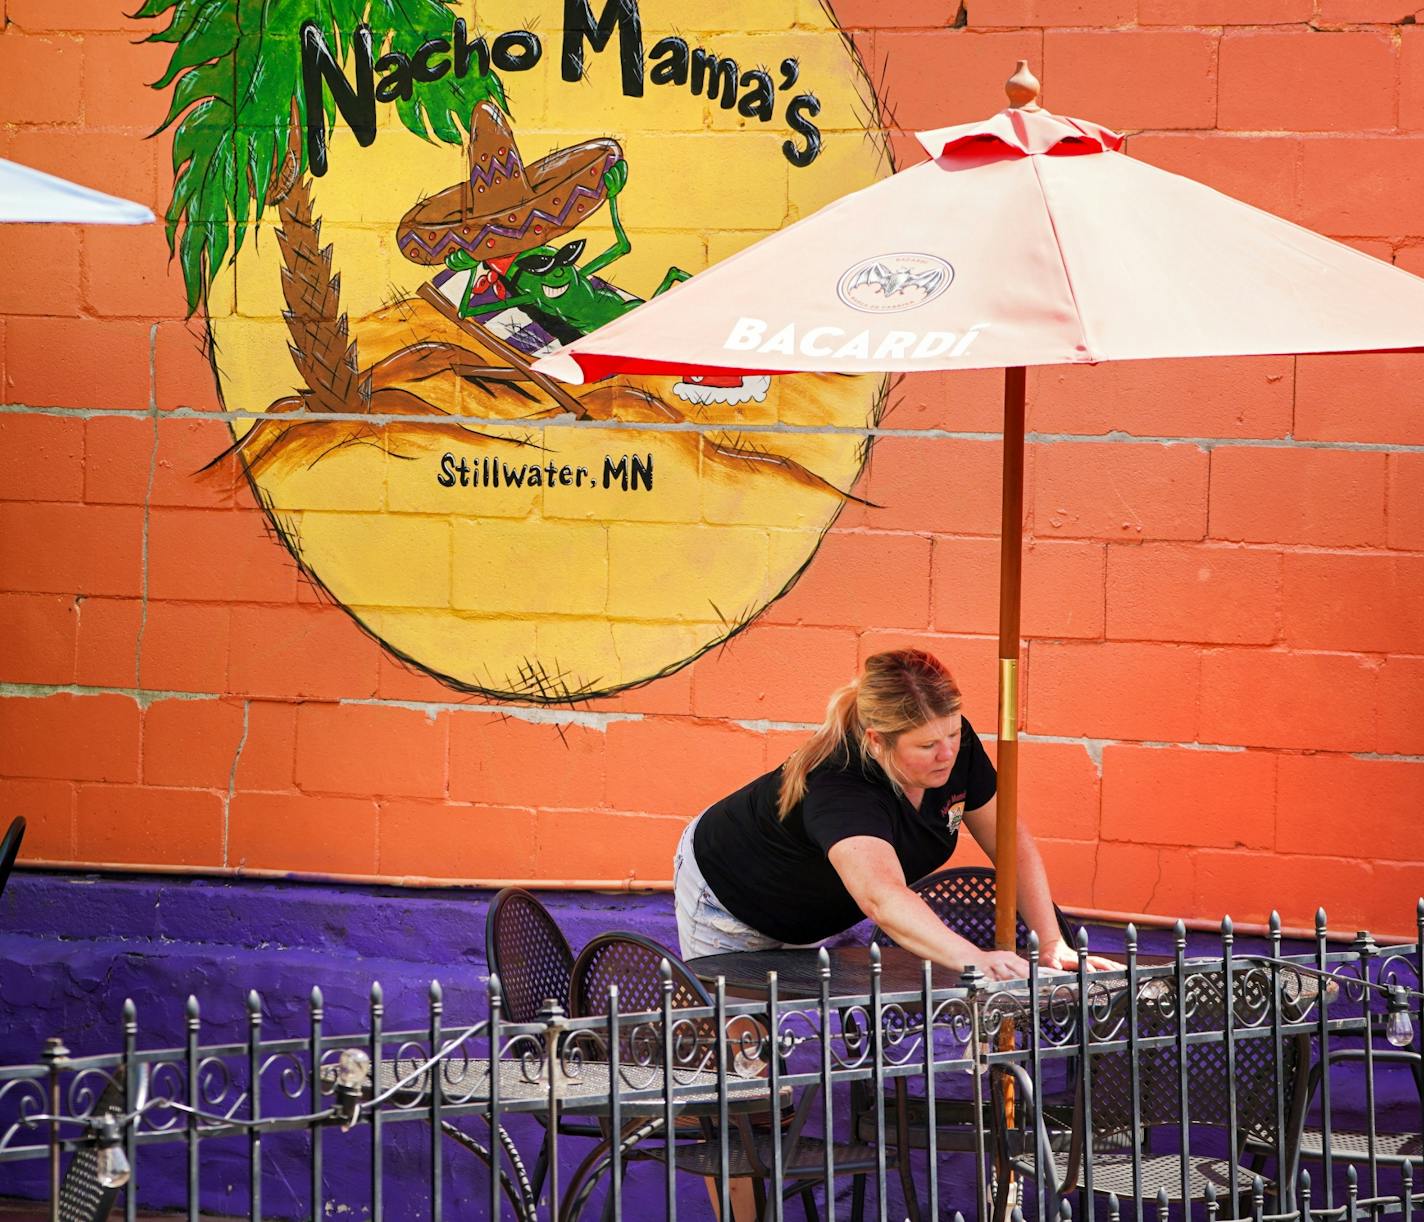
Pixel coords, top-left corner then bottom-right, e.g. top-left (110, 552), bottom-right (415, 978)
top-left (146, 0), bottom-right (892, 702)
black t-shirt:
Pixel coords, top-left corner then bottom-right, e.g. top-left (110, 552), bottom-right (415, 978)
top-left (692, 719), bottom-right (997, 945)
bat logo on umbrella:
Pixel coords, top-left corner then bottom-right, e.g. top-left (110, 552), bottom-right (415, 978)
top-left (851, 262), bottom-right (944, 299)
top-left (837, 252), bottom-right (954, 313)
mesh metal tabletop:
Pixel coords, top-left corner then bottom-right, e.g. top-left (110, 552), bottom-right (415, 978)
top-left (325, 1056), bottom-right (788, 1117)
top-left (1297, 1128), bottom-right (1422, 1162)
top-left (687, 946), bottom-right (963, 998)
top-left (687, 947), bottom-right (1326, 1008)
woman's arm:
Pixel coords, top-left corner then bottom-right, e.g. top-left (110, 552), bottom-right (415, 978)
top-left (827, 836), bottom-right (1032, 981)
top-left (962, 797), bottom-right (1118, 971)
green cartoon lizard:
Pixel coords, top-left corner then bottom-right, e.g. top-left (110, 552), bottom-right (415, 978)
top-left (445, 159), bottom-right (688, 335)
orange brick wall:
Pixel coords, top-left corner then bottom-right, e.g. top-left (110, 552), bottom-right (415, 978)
top-left (2, 0), bottom-right (1423, 939)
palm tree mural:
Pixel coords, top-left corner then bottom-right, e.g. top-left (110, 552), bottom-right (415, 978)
top-left (141, 0), bottom-right (508, 461)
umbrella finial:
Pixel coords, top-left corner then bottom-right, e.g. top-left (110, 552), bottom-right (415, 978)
top-left (1006, 61), bottom-right (1042, 111)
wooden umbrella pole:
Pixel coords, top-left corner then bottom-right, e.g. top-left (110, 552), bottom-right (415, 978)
top-left (993, 365), bottom-right (1028, 1216)
top-left (996, 365), bottom-right (1027, 953)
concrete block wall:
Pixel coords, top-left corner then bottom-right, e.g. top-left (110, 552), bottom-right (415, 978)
top-left (0, 0), bottom-right (1421, 937)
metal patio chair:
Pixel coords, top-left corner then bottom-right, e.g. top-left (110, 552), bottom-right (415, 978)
top-left (484, 887), bottom-right (601, 1201)
top-left (993, 962), bottom-right (1313, 1219)
top-left (566, 931), bottom-right (887, 1222)
top-left (0, 815), bottom-right (26, 901)
top-left (1289, 1046), bottom-right (1423, 1168)
top-left (861, 866), bottom-right (1079, 1153)
top-left (869, 866), bottom-right (1077, 960)
top-left (486, 887), bottom-right (577, 1026)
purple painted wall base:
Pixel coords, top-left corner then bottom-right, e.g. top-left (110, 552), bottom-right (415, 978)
top-left (0, 872), bottom-right (1415, 1221)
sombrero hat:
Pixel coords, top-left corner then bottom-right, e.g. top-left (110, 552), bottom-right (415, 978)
top-left (398, 102), bottom-right (621, 266)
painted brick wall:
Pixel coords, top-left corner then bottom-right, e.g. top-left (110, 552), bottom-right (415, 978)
top-left (1, 0), bottom-right (1422, 939)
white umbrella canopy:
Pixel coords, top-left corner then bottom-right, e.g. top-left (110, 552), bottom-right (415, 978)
top-left (532, 64), bottom-right (1424, 951)
top-left (0, 158), bottom-right (155, 225)
top-left (535, 101), bottom-right (1424, 383)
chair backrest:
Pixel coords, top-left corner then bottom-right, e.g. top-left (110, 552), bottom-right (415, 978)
top-left (484, 887), bottom-right (575, 1023)
top-left (0, 815), bottom-right (26, 900)
top-left (569, 931), bottom-right (712, 1018)
top-left (569, 932), bottom-right (721, 1073)
top-left (871, 865), bottom-right (1076, 953)
top-left (1084, 967), bottom-right (1308, 1148)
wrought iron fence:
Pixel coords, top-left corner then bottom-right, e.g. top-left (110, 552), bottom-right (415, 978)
top-left (1, 911), bottom-right (1421, 1222)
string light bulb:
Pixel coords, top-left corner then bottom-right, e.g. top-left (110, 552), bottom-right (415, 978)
top-left (1385, 986), bottom-right (1414, 1048)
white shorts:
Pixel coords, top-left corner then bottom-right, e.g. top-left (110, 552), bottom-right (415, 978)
top-left (673, 815), bottom-right (787, 959)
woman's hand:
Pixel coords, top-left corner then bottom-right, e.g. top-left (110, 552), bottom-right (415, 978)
top-left (1038, 938), bottom-right (1123, 973)
top-left (966, 949), bottom-right (1033, 981)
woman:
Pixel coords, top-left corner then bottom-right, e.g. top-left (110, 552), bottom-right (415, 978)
top-left (675, 649), bottom-right (1113, 980)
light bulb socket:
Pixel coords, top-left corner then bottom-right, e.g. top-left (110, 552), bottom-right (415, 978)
top-left (93, 1113), bottom-right (130, 1189)
top-left (1385, 986), bottom-right (1415, 1049)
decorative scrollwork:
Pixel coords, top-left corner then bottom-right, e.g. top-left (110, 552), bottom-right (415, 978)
top-left (382, 1043), bottom-right (430, 1110)
top-left (831, 1005), bottom-right (874, 1070)
top-left (1231, 966), bottom-right (1276, 1027)
top-left (1322, 957), bottom-right (1371, 1007)
top-left (619, 1020), bottom-right (663, 1081)
top-left (725, 1014), bottom-right (770, 1079)
top-left (196, 1055), bottom-right (239, 1112)
top-left (980, 989), bottom-right (1029, 1043)
top-left (0, 1078), bottom-right (50, 1152)
top-left (876, 1003), bottom-right (928, 1068)
top-left (429, 1031), bottom-right (486, 1102)
top-left (1038, 979), bottom-right (1083, 1045)
top-left (1070, 976), bottom-right (1119, 1041)
top-left (667, 1014), bottom-right (713, 1077)
top-left (928, 994), bottom-right (977, 1048)
top-left (67, 1068), bottom-right (124, 1121)
top-left (260, 1049), bottom-right (311, 1105)
top-left (137, 1059), bottom-right (188, 1132)
top-left (498, 1031), bottom-right (548, 1093)
top-left (772, 1007), bottom-right (825, 1068)
top-left (1379, 952), bottom-right (1421, 995)
top-left (1137, 972), bottom-right (1176, 1015)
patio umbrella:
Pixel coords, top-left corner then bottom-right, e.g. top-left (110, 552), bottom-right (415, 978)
top-left (532, 63), bottom-right (1424, 951)
top-left (0, 158), bottom-right (155, 225)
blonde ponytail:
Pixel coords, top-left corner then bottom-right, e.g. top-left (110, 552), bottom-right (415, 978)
top-left (775, 649), bottom-right (963, 819)
top-left (776, 678), bottom-right (863, 818)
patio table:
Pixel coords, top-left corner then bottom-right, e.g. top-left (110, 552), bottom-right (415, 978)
top-left (324, 1053), bottom-right (792, 1221)
top-left (687, 947), bottom-right (1331, 1006)
top-left (688, 947), bottom-right (1332, 1216)
top-left (687, 946), bottom-right (1189, 1000)
top-left (331, 1054), bottom-right (789, 1115)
